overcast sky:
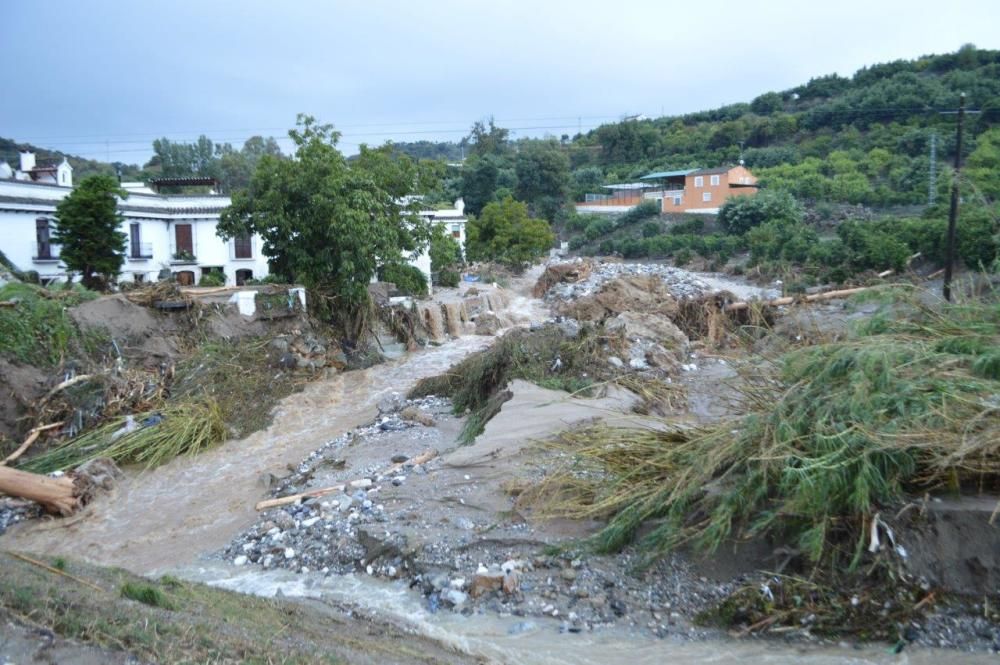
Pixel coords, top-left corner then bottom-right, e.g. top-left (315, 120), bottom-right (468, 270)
top-left (2, 0), bottom-right (998, 164)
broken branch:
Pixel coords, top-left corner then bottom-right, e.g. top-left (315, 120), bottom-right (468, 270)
top-left (1, 422), bottom-right (63, 466)
top-left (39, 374), bottom-right (96, 405)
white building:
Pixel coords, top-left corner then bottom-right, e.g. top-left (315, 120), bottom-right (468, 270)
top-left (0, 155), bottom-right (269, 286)
top-left (410, 199), bottom-right (467, 294)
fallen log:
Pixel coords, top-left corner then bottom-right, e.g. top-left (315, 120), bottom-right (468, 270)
top-left (0, 466), bottom-right (79, 516)
top-left (1, 422), bottom-right (63, 466)
top-left (255, 449), bottom-right (438, 511)
top-left (0, 301), bottom-right (16, 308)
top-left (725, 287), bottom-right (870, 312)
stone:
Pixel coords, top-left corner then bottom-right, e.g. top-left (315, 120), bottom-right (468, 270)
top-left (400, 406), bottom-right (435, 427)
top-left (272, 511), bottom-right (295, 531)
top-left (233, 555), bottom-right (248, 566)
top-left (391, 454), bottom-right (409, 464)
top-left (277, 352), bottom-right (297, 370)
top-left (560, 568), bottom-right (578, 582)
top-left (469, 572), bottom-right (505, 598)
top-left (443, 589), bottom-right (468, 608)
top-left (377, 393), bottom-right (406, 415)
top-left (608, 356), bottom-right (624, 369)
top-left (475, 313), bottom-right (502, 336)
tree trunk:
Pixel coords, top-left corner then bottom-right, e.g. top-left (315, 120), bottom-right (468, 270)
top-left (0, 467), bottom-right (80, 516)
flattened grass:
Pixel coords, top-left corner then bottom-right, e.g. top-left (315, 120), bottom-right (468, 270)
top-left (529, 292), bottom-right (1000, 568)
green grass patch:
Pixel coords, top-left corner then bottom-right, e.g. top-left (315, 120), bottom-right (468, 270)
top-left (0, 282), bottom-right (101, 365)
top-left (171, 338), bottom-right (307, 438)
top-left (121, 582), bottom-right (177, 610)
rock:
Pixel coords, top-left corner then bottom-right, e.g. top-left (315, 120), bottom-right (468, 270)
top-left (443, 589), bottom-right (468, 608)
top-left (475, 313), bottom-right (502, 335)
top-left (233, 555), bottom-right (248, 566)
top-left (400, 406), bottom-right (435, 427)
top-left (377, 393), bottom-right (406, 415)
top-left (272, 511), bottom-right (295, 531)
top-left (608, 356), bottom-right (624, 369)
top-left (606, 312), bottom-right (688, 354)
top-left (469, 573), bottom-right (505, 598)
top-left (556, 318), bottom-right (581, 339)
top-left (277, 352), bottom-right (298, 370)
top-left (502, 571), bottom-right (520, 595)
top-left (269, 337), bottom-right (290, 353)
top-left (560, 568), bottom-right (578, 582)
top-left (391, 454), bottom-right (409, 464)
top-left (283, 547), bottom-right (295, 560)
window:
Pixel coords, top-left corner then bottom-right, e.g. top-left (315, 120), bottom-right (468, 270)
top-left (702, 192), bottom-right (712, 202)
top-left (673, 196), bottom-right (682, 206)
top-left (130, 223), bottom-right (142, 258)
top-left (133, 273), bottom-right (146, 283)
top-left (693, 176), bottom-right (704, 187)
top-left (710, 175), bottom-right (720, 186)
top-left (35, 218), bottom-right (51, 259)
top-left (451, 223), bottom-right (461, 239)
top-left (234, 234), bottom-right (253, 259)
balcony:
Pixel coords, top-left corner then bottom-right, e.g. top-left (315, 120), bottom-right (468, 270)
top-left (32, 242), bottom-right (61, 262)
top-left (169, 245), bottom-right (197, 264)
top-left (128, 242), bottom-right (154, 261)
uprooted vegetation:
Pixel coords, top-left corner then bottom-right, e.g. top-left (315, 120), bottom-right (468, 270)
top-left (1, 281), bottom-right (331, 475)
top-left (524, 288), bottom-right (1000, 637)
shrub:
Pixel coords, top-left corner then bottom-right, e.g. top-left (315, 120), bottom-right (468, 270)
top-left (584, 217), bottom-right (614, 241)
top-left (673, 248), bottom-right (692, 266)
top-left (748, 219), bottom-right (819, 264)
top-left (837, 220), bottom-right (911, 273)
top-left (437, 269), bottom-right (461, 288)
top-left (641, 221), bottom-right (660, 238)
top-left (380, 263), bottom-right (428, 297)
top-left (617, 200), bottom-right (660, 226)
top-left (718, 190), bottom-right (803, 235)
top-left (198, 271), bottom-right (226, 287)
top-left (668, 217), bottom-right (705, 235)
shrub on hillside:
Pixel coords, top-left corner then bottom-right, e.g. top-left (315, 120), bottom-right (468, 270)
top-left (380, 263), bottom-right (428, 297)
top-left (617, 200), bottom-right (660, 226)
top-left (717, 190), bottom-right (803, 235)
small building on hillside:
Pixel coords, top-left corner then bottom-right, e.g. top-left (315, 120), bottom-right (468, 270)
top-left (641, 165), bottom-right (758, 214)
top-left (0, 150), bottom-right (74, 187)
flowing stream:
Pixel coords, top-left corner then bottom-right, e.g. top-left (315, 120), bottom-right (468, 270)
top-left (4, 267), bottom-right (987, 663)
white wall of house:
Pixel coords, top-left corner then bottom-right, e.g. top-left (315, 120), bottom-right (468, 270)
top-left (0, 179), bottom-right (269, 286)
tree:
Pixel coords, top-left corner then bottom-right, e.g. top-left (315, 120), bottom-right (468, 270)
top-left (514, 140), bottom-right (570, 222)
top-left (52, 175), bottom-right (128, 290)
top-left (967, 128), bottom-right (1000, 201)
top-left (463, 117), bottom-right (510, 157)
top-left (460, 153), bottom-right (516, 216)
top-left (717, 190), bottom-right (803, 235)
top-left (217, 115), bottom-right (430, 338)
top-left (429, 225), bottom-right (463, 287)
top-left (465, 197), bottom-right (554, 270)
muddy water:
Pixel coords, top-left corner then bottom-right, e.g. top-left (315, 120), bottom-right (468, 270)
top-left (177, 563), bottom-right (990, 665)
top-left (4, 265), bottom-right (981, 662)
top-left (3, 334), bottom-right (496, 572)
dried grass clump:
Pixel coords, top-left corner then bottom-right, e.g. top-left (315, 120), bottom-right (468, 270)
top-left (528, 293), bottom-right (1000, 568)
top-left (21, 401), bottom-right (226, 473)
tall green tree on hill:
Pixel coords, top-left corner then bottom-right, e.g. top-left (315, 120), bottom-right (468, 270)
top-left (217, 115), bottom-right (430, 341)
top-left (52, 175), bottom-right (128, 290)
top-left (514, 140), bottom-right (570, 222)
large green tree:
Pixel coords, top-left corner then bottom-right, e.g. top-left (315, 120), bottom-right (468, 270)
top-left (217, 115), bottom-right (430, 337)
top-left (514, 140), bottom-right (570, 222)
top-left (52, 175), bottom-right (128, 290)
top-left (466, 197), bottom-right (554, 270)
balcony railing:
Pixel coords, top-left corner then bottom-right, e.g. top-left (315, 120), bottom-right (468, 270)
top-left (128, 242), bottom-right (154, 260)
top-left (169, 244), bottom-right (197, 264)
top-left (32, 242), bottom-right (60, 261)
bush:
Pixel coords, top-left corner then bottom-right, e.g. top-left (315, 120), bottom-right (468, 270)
top-left (837, 220), bottom-right (911, 273)
top-left (673, 248), bottom-right (692, 266)
top-left (437, 269), bottom-right (460, 288)
top-left (717, 190), bottom-right (803, 235)
top-left (617, 200), bottom-right (660, 226)
top-left (198, 271), bottom-right (226, 287)
top-left (584, 217), bottom-right (614, 241)
top-left (641, 221), bottom-right (660, 238)
top-left (380, 263), bottom-right (428, 297)
top-left (668, 217), bottom-right (705, 235)
top-left (748, 219), bottom-right (819, 264)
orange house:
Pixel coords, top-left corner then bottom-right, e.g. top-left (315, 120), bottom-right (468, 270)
top-left (642, 165), bottom-right (758, 214)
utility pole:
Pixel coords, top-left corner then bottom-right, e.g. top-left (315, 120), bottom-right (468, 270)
top-left (928, 132), bottom-right (936, 206)
top-left (942, 93), bottom-right (965, 302)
